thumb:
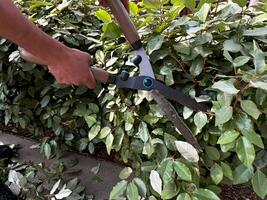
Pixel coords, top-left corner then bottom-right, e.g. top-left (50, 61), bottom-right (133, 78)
top-left (85, 69), bottom-right (97, 89)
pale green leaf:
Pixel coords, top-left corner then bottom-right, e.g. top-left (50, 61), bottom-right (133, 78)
top-left (105, 133), bottom-right (114, 155)
top-left (109, 180), bottom-right (128, 200)
top-left (119, 167), bottom-right (133, 180)
top-left (210, 164), bottom-right (223, 185)
top-left (236, 136), bottom-right (255, 166)
top-left (126, 182), bottom-right (139, 200)
top-left (217, 130), bottom-right (240, 145)
top-left (240, 100), bottom-right (261, 120)
top-left (215, 106), bottom-right (233, 126)
top-left (233, 164), bottom-right (254, 184)
top-left (193, 189), bottom-right (220, 200)
top-left (251, 170), bottom-right (267, 199)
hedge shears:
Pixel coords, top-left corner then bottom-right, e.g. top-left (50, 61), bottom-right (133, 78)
top-left (20, 0), bottom-right (209, 151)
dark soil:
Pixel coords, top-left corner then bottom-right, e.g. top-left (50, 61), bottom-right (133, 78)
top-left (221, 185), bottom-right (266, 200)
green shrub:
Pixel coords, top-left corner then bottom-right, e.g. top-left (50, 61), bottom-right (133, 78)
top-left (1, 0), bottom-right (267, 199)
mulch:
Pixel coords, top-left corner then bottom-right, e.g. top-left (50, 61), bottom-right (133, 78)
top-left (220, 184), bottom-right (266, 200)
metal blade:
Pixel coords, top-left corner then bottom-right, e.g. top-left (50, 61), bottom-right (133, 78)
top-left (135, 48), bottom-right (155, 78)
top-left (154, 81), bottom-right (209, 112)
top-left (151, 90), bottom-right (202, 152)
top-left (113, 76), bottom-right (208, 112)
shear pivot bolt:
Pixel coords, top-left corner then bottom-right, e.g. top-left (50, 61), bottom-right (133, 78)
top-left (132, 55), bottom-right (142, 66)
top-left (120, 70), bottom-right (130, 81)
top-left (143, 78), bottom-right (153, 89)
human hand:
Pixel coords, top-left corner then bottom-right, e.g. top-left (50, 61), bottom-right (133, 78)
top-left (48, 48), bottom-right (96, 88)
top-left (20, 48), bottom-right (96, 89)
top-left (99, 0), bottom-right (129, 12)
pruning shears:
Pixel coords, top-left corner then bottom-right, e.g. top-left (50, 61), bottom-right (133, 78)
top-left (20, 0), bottom-right (209, 151)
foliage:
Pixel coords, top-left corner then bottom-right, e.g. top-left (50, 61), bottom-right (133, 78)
top-left (1, 0), bottom-right (267, 199)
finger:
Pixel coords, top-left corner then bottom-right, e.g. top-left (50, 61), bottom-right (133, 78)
top-left (85, 69), bottom-right (97, 89)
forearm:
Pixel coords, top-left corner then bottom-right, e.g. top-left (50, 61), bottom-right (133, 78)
top-left (0, 0), bottom-right (69, 65)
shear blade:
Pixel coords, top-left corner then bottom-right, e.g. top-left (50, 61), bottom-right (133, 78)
top-left (153, 80), bottom-right (209, 112)
top-left (151, 90), bottom-right (202, 152)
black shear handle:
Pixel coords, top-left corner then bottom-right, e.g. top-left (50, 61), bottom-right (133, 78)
top-left (107, 0), bottom-right (142, 50)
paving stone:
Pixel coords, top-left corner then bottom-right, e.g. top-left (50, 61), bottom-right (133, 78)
top-left (0, 131), bottom-right (123, 200)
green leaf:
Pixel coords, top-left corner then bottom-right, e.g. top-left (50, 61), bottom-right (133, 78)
top-left (138, 122), bottom-right (149, 143)
top-left (240, 100), bottom-right (261, 120)
top-left (173, 161), bottom-right (192, 181)
top-left (220, 141), bottom-right (236, 152)
top-left (254, 48), bottom-right (266, 74)
top-left (243, 27), bottom-right (267, 36)
top-left (106, 57), bottom-right (118, 67)
top-left (233, 164), bottom-right (254, 184)
top-left (223, 39), bottom-right (242, 53)
top-left (77, 138), bottom-right (88, 152)
top-left (174, 42), bottom-right (190, 55)
top-left (147, 34), bottom-right (165, 55)
top-left (113, 128), bottom-right (125, 151)
top-left (109, 180), bottom-right (128, 200)
top-left (84, 115), bottom-right (97, 128)
top-left (75, 85), bottom-right (88, 95)
top-left (133, 178), bottom-right (147, 197)
top-left (212, 80), bottom-right (239, 95)
top-left (250, 81), bottom-right (267, 91)
top-left (215, 106), bottom-right (233, 126)
top-left (126, 182), bottom-right (139, 200)
top-left (162, 181), bottom-right (179, 199)
top-left (205, 146), bottom-right (220, 160)
top-left (217, 130), bottom-right (240, 145)
top-left (158, 159), bottom-right (174, 183)
top-left (105, 133), bottom-right (114, 155)
top-left (251, 170), bottom-right (267, 199)
top-left (44, 143), bottom-right (51, 159)
top-left (102, 22), bottom-right (121, 40)
top-left (95, 50), bottom-right (105, 64)
top-left (194, 112), bottom-right (207, 131)
top-left (129, 2), bottom-right (139, 16)
top-left (96, 9), bottom-right (112, 23)
top-left (99, 127), bottom-right (111, 139)
top-left (119, 167), bottom-right (133, 180)
top-left (242, 129), bottom-right (264, 149)
top-left (221, 161), bottom-right (233, 180)
top-left (193, 189), bottom-right (220, 200)
top-left (195, 3), bottom-right (211, 22)
top-left (164, 133), bottom-right (177, 151)
top-left (182, 0), bottom-right (196, 11)
top-left (143, 0), bottom-right (161, 9)
top-left (233, 0), bottom-right (247, 7)
top-left (41, 95), bottom-right (50, 108)
top-left (233, 56), bottom-right (250, 67)
top-left (143, 139), bottom-right (155, 158)
top-left (160, 66), bottom-right (174, 86)
top-left (150, 170), bottom-right (162, 195)
top-left (210, 164), bottom-right (223, 185)
top-left (236, 136), bottom-right (255, 166)
top-left (176, 193), bottom-right (191, 200)
top-left (88, 124), bottom-right (101, 141)
top-left (190, 57), bottom-right (204, 76)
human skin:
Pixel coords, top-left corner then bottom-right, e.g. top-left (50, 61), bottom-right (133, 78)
top-left (0, 0), bottom-right (128, 88)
